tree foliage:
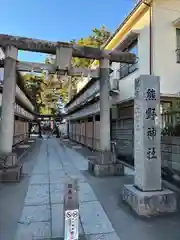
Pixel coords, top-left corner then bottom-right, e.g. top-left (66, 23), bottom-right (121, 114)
top-left (72, 25), bottom-right (111, 68)
top-left (22, 73), bottom-right (47, 112)
top-left (69, 26), bottom-right (111, 91)
top-left (22, 26), bottom-right (111, 114)
top-left (22, 73), bottom-right (60, 114)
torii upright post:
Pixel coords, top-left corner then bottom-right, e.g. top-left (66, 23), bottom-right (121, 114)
top-left (0, 46), bottom-right (17, 155)
top-left (88, 58), bottom-right (124, 176)
top-left (56, 43), bottom-right (73, 141)
top-left (99, 58), bottom-right (111, 160)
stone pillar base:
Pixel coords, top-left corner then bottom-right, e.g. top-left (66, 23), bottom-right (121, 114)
top-left (99, 150), bottom-right (115, 164)
top-left (0, 152), bottom-right (18, 167)
top-left (122, 184), bottom-right (177, 217)
top-left (5, 152), bottom-right (18, 167)
top-left (88, 160), bottom-right (124, 177)
top-left (0, 164), bottom-right (23, 182)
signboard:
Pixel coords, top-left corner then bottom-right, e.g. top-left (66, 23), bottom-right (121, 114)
top-left (64, 209), bottom-right (79, 240)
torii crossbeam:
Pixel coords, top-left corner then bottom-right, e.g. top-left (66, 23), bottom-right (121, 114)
top-left (0, 34), bottom-right (136, 64)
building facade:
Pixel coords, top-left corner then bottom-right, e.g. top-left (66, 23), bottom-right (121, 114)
top-left (65, 0), bottom-right (180, 173)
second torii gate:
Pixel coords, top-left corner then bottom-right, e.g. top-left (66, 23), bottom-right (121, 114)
top-left (0, 34), bottom-right (136, 170)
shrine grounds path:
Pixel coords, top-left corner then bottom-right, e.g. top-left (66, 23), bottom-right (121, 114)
top-left (0, 137), bottom-right (180, 240)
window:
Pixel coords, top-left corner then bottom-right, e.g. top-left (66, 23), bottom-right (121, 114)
top-left (176, 29), bottom-right (180, 63)
top-left (129, 42), bottom-right (138, 55)
top-left (119, 40), bottom-right (139, 79)
top-left (95, 115), bottom-right (100, 121)
top-left (160, 101), bottom-right (172, 130)
top-left (160, 102), bottom-right (172, 114)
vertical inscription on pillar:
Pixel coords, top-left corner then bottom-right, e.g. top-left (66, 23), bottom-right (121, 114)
top-left (134, 75), bottom-right (161, 192)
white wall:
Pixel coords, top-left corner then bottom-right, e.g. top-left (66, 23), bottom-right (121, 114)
top-left (152, 0), bottom-right (180, 95)
top-left (112, 70), bottom-right (140, 104)
top-left (110, 62), bottom-right (120, 80)
top-left (76, 77), bottom-right (89, 93)
top-left (112, 0), bottom-right (180, 103)
top-left (111, 10), bottom-right (151, 103)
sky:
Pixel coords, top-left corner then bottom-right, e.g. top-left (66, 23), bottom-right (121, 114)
top-left (0, 0), bottom-right (137, 63)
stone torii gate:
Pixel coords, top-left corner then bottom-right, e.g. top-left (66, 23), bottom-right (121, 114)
top-left (0, 35), bottom-right (177, 217)
top-left (0, 34), bottom-right (136, 160)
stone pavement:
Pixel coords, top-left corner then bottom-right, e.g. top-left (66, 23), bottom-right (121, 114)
top-left (0, 139), bottom-right (41, 240)
top-left (61, 139), bottom-right (180, 240)
top-left (15, 138), bottom-right (119, 240)
top-left (11, 137), bottom-right (180, 240)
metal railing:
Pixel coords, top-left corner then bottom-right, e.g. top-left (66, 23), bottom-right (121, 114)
top-left (161, 111), bottom-right (180, 136)
top-left (118, 61), bottom-right (138, 80)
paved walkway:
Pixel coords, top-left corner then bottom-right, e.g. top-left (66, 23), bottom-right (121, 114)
top-left (0, 137), bottom-right (179, 240)
top-left (15, 138), bottom-right (119, 240)
top-left (61, 139), bottom-right (180, 240)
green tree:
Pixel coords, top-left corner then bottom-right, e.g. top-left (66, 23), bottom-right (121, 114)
top-left (22, 72), bottom-right (60, 115)
top-left (40, 74), bottom-right (63, 114)
top-left (22, 26), bottom-right (111, 113)
top-left (72, 26), bottom-right (111, 68)
top-left (92, 26), bottom-right (111, 47)
top-left (59, 26), bottom-right (111, 103)
top-left (22, 73), bottom-right (47, 112)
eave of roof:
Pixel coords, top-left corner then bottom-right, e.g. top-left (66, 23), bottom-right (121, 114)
top-left (65, 77), bottom-right (99, 107)
top-left (65, 1), bottom-right (153, 109)
top-left (102, 0), bottom-right (145, 50)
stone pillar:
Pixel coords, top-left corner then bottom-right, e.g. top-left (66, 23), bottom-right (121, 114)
top-left (99, 58), bottom-right (111, 158)
top-left (122, 75), bottom-right (177, 217)
top-left (134, 75), bottom-right (161, 191)
top-left (0, 46), bottom-right (17, 154)
top-left (56, 45), bottom-right (72, 71)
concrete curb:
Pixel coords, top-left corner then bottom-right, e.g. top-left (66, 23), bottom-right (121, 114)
top-left (0, 139), bottom-right (37, 188)
top-left (16, 138), bottom-right (37, 164)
